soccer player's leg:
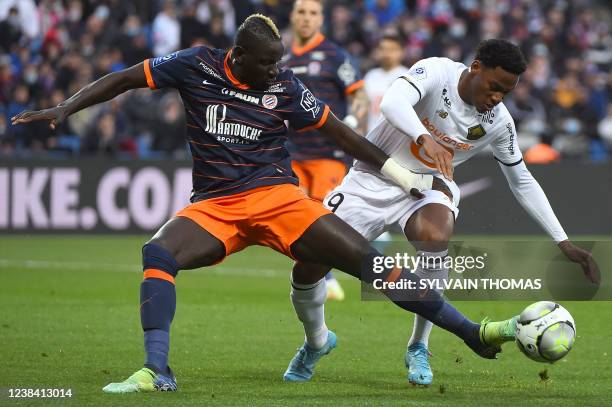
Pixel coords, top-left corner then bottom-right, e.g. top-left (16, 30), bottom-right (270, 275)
top-left (290, 213), bottom-right (510, 360)
top-left (103, 217), bottom-right (227, 394)
top-left (301, 159), bottom-right (349, 301)
top-left (403, 202), bottom-right (454, 386)
top-left (284, 261), bottom-right (337, 382)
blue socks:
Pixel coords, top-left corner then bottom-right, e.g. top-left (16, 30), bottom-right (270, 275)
top-left (141, 243), bottom-right (179, 375)
top-left (361, 250), bottom-right (480, 344)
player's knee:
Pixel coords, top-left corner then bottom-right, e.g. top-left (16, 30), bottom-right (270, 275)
top-left (292, 262), bottom-right (330, 284)
top-left (142, 242), bottom-right (180, 280)
top-left (416, 227), bottom-right (451, 244)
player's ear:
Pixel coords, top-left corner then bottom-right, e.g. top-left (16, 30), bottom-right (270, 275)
top-left (232, 46), bottom-right (246, 65)
top-left (470, 60), bottom-right (481, 75)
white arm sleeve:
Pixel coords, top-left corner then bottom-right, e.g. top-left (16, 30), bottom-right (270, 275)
top-left (379, 77), bottom-right (429, 140)
top-left (379, 58), bottom-right (443, 141)
top-left (498, 160), bottom-right (568, 243)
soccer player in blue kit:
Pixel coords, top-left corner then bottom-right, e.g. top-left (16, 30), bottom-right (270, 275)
top-left (286, 0), bottom-right (370, 300)
top-left (12, 14), bottom-right (520, 393)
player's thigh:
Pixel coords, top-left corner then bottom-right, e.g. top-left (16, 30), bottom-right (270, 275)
top-left (290, 213), bottom-right (373, 279)
top-left (323, 189), bottom-right (385, 241)
top-left (148, 216), bottom-right (226, 269)
top-left (404, 203), bottom-right (455, 252)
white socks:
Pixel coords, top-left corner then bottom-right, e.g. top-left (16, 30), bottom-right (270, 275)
top-left (408, 250), bottom-right (449, 348)
top-left (290, 277), bottom-right (329, 350)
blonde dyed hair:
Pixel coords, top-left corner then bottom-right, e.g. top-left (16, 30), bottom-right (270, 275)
top-left (241, 14), bottom-right (281, 40)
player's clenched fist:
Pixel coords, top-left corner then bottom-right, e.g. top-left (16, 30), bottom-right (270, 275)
top-left (11, 106), bottom-right (68, 130)
top-left (417, 134), bottom-right (454, 181)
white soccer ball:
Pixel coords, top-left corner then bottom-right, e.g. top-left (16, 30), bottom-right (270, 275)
top-left (515, 301), bottom-right (576, 363)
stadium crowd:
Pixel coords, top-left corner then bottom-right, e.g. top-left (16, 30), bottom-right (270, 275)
top-left (0, 0), bottom-right (610, 161)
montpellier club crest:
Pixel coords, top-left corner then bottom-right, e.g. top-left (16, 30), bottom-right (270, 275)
top-left (262, 94), bottom-right (278, 109)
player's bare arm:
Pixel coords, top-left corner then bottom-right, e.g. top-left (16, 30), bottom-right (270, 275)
top-left (319, 111), bottom-right (432, 195)
top-left (346, 87), bottom-right (369, 134)
top-left (320, 111), bottom-right (386, 168)
top-left (11, 63), bottom-right (148, 129)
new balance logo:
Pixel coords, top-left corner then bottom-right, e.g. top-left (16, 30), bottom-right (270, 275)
top-left (204, 104), bottom-right (262, 142)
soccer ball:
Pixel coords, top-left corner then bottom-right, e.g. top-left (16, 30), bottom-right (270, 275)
top-left (515, 301), bottom-right (576, 363)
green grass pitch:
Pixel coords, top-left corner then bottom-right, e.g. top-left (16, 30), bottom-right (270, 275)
top-left (1, 236), bottom-right (611, 406)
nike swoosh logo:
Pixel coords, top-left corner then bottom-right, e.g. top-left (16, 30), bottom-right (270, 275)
top-left (202, 80), bottom-right (210, 85)
top-left (458, 177), bottom-right (492, 199)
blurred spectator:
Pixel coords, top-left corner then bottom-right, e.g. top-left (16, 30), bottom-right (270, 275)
top-left (363, 33), bottom-right (410, 131)
top-left (327, 4), bottom-right (365, 56)
top-left (365, 0), bottom-right (405, 27)
top-left (0, 0), bottom-right (609, 160)
top-left (197, 0), bottom-right (236, 37)
top-left (180, 1), bottom-right (207, 48)
top-left (0, 0), bottom-right (39, 39)
top-left (117, 14), bottom-right (151, 66)
top-left (6, 83), bottom-right (32, 143)
top-left (205, 13), bottom-right (233, 49)
top-left (152, 1), bottom-right (180, 56)
top-left (152, 93), bottom-right (186, 157)
top-left (82, 107), bottom-right (134, 156)
top-left (504, 82), bottom-right (547, 140)
top-left (0, 106), bottom-right (11, 155)
top-left (0, 6), bottom-right (21, 52)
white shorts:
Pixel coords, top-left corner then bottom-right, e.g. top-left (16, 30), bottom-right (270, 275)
top-left (323, 168), bottom-right (460, 241)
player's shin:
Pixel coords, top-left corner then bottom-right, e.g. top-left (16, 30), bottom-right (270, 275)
top-left (290, 274), bottom-right (329, 350)
top-left (361, 250), bottom-right (480, 346)
top-left (140, 243), bottom-right (180, 375)
top-left (408, 250), bottom-right (449, 348)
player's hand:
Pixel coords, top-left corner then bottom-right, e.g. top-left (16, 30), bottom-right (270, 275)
top-left (410, 176), bottom-right (453, 200)
top-left (432, 177), bottom-right (453, 200)
top-left (418, 134), bottom-right (453, 181)
top-left (558, 240), bottom-right (600, 284)
top-left (11, 106), bottom-right (68, 130)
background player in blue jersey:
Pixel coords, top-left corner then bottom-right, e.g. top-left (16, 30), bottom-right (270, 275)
top-left (12, 14), bottom-right (519, 393)
top-left (286, 0), bottom-right (370, 300)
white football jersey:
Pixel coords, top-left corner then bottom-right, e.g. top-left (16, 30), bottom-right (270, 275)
top-left (355, 57), bottom-right (522, 176)
top-left (363, 65), bottom-right (411, 132)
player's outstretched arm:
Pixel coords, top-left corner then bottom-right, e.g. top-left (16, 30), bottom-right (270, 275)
top-left (319, 111), bottom-right (432, 195)
top-left (498, 160), bottom-right (600, 283)
top-left (11, 62), bottom-right (148, 129)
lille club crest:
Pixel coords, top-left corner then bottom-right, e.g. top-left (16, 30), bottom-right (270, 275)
top-left (466, 124), bottom-right (486, 140)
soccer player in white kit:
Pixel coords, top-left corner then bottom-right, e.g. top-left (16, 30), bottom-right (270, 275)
top-left (283, 39), bottom-right (599, 385)
top-left (363, 33), bottom-right (411, 132)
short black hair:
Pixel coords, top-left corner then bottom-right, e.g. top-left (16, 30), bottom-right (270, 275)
top-left (235, 14), bottom-right (281, 48)
top-left (475, 39), bottom-right (527, 75)
top-left (379, 33), bottom-right (404, 46)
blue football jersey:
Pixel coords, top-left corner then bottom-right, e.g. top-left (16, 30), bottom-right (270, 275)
top-left (144, 46), bottom-right (330, 201)
top-left (284, 33), bottom-right (363, 162)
